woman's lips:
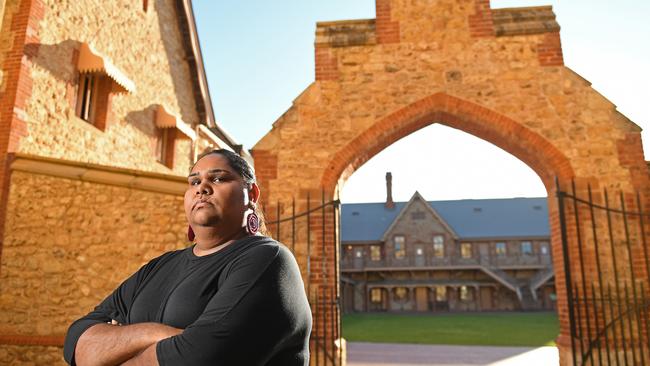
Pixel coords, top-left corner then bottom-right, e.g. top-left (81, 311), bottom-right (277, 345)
top-left (193, 201), bottom-right (212, 210)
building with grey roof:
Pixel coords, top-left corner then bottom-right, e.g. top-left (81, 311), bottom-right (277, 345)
top-left (341, 174), bottom-right (555, 313)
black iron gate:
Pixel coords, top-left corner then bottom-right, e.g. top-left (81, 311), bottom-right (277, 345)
top-left (557, 178), bottom-right (650, 366)
top-left (265, 190), bottom-right (343, 366)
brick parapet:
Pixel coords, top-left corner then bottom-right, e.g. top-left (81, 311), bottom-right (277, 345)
top-left (537, 31), bottom-right (564, 66)
top-left (314, 45), bottom-right (339, 81)
top-left (375, 0), bottom-right (399, 44)
top-left (468, 0), bottom-right (495, 38)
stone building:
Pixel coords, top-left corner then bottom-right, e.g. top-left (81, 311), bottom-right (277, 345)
top-left (0, 0), bottom-right (246, 364)
top-left (341, 174), bottom-right (555, 313)
top-left (252, 1), bottom-right (650, 363)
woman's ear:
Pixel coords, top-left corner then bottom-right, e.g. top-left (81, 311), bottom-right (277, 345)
top-left (248, 183), bottom-right (260, 205)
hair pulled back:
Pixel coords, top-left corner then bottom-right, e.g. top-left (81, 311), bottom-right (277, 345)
top-left (193, 149), bottom-right (268, 236)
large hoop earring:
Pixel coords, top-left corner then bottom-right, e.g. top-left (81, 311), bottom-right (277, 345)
top-left (244, 209), bottom-right (259, 235)
top-left (187, 225), bottom-right (195, 242)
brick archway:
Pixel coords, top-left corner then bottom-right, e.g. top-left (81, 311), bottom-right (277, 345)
top-left (252, 1), bottom-right (649, 365)
top-left (320, 92), bottom-right (574, 194)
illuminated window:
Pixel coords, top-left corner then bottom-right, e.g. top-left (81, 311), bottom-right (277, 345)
top-left (521, 241), bottom-right (533, 255)
top-left (394, 235), bottom-right (405, 259)
top-left (433, 235), bottom-right (444, 258)
top-left (460, 243), bottom-right (472, 259)
top-left (370, 288), bottom-right (382, 303)
top-left (495, 242), bottom-right (506, 256)
top-left (355, 249), bottom-right (363, 258)
top-left (460, 286), bottom-right (472, 301)
top-left (370, 246), bottom-right (381, 261)
top-left (416, 247), bottom-right (423, 255)
top-left (435, 286), bottom-right (447, 301)
top-left (395, 287), bottom-right (407, 299)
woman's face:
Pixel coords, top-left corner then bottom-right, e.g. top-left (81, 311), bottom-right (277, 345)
top-left (184, 154), bottom-right (251, 231)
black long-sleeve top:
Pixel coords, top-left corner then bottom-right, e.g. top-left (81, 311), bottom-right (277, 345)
top-left (63, 236), bottom-right (312, 365)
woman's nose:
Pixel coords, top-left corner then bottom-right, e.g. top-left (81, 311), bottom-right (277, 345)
top-left (195, 182), bottom-right (212, 195)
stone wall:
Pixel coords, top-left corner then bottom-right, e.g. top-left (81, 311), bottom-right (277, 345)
top-left (252, 1), bottom-right (649, 364)
top-left (0, 163), bottom-right (188, 360)
top-left (0, 345), bottom-right (64, 366)
top-left (383, 195), bottom-right (454, 259)
top-left (18, 0), bottom-right (200, 176)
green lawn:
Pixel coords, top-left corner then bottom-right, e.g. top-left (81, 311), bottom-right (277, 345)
top-left (342, 312), bottom-right (559, 347)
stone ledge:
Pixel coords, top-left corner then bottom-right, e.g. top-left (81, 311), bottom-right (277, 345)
top-left (493, 6), bottom-right (560, 37)
top-left (0, 334), bottom-right (64, 346)
top-left (10, 153), bottom-right (187, 195)
top-left (315, 19), bottom-right (376, 48)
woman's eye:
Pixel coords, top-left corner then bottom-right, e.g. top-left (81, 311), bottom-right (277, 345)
top-left (190, 180), bottom-right (200, 185)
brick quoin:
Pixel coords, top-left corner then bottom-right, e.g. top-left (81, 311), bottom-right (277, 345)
top-left (375, 0), bottom-right (400, 44)
top-left (0, 0), bottom-right (43, 278)
top-left (617, 133), bottom-right (650, 195)
top-left (468, 0), bottom-right (495, 38)
top-left (314, 46), bottom-right (339, 81)
top-left (0, 0), bottom-right (45, 348)
top-left (250, 149), bottom-right (278, 206)
top-left (538, 31), bottom-right (564, 66)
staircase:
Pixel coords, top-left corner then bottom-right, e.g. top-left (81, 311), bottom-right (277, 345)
top-left (479, 264), bottom-right (519, 293)
top-left (518, 285), bottom-right (540, 310)
top-left (529, 266), bottom-right (554, 299)
top-left (480, 263), bottom-right (555, 310)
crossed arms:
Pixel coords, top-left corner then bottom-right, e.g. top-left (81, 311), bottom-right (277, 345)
top-left (73, 322), bottom-right (182, 366)
top-left (64, 244), bottom-right (309, 366)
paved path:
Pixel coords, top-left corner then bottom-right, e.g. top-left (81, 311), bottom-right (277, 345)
top-left (346, 342), bottom-right (559, 366)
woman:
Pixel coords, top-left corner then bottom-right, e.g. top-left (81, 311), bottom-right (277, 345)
top-left (63, 149), bottom-right (312, 366)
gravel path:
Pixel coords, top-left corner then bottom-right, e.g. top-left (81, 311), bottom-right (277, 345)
top-left (346, 342), bottom-right (559, 366)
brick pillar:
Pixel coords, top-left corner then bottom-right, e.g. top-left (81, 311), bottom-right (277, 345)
top-left (537, 31), bottom-right (564, 66)
top-left (0, 0), bottom-right (43, 271)
top-left (375, 0), bottom-right (400, 44)
top-left (315, 44), bottom-right (339, 81)
top-left (468, 0), bottom-right (495, 38)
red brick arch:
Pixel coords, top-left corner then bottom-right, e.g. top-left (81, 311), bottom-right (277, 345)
top-left (321, 92), bottom-right (575, 195)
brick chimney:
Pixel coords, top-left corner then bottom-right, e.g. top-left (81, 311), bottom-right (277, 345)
top-left (385, 172), bottom-right (395, 209)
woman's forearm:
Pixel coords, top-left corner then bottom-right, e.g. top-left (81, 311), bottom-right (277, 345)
top-left (75, 323), bottom-right (182, 366)
top-left (121, 343), bottom-right (159, 366)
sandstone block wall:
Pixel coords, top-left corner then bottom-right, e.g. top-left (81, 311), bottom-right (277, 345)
top-left (13, 0), bottom-right (201, 176)
top-left (0, 345), bottom-right (64, 366)
top-left (0, 166), bottom-right (188, 361)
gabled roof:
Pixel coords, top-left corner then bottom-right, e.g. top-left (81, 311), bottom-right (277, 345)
top-left (176, 1), bottom-right (252, 161)
top-left (381, 191), bottom-right (457, 241)
top-left (341, 196), bottom-right (549, 242)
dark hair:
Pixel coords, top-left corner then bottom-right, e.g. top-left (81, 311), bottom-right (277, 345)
top-left (192, 149), bottom-right (268, 235)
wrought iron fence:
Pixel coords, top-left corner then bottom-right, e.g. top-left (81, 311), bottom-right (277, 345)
top-left (264, 190), bottom-right (342, 366)
top-left (557, 178), bottom-right (650, 366)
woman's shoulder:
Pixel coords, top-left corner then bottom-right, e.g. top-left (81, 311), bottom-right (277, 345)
top-left (230, 235), bottom-right (296, 266)
top-left (241, 235), bottom-right (293, 256)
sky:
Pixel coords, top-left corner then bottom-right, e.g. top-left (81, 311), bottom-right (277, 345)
top-left (192, 1), bottom-right (650, 203)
